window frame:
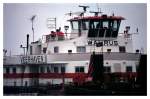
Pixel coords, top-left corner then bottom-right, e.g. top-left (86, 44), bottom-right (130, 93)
top-left (126, 66), bottom-right (132, 72)
top-left (53, 66), bottom-right (59, 73)
top-left (104, 66), bottom-right (111, 73)
top-left (61, 66), bottom-right (66, 73)
top-left (71, 21), bottom-right (79, 30)
top-left (40, 67), bottom-right (45, 73)
top-left (75, 66), bottom-right (85, 73)
top-left (81, 20), bottom-right (89, 30)
top-left (77, 46), bottom-right (86, 53)
top-left (43, 47), bottom-right (47, 54)
top-left (47, 66), bottom-right (51, 73)
top-left (107, 49), bottom-right (111, 52)
top-left (12, 67), bottom-right (16, 74)
top-left (88, 19), bottom-right (121, 38)
top-left (54, 46), bottom-right (59, 53)
top-left (30, 46), bottom-right (32, 55)
top-left (119, 46), bottom-right (126, 53)
top-left (6, 67), bottom-right (10, 74)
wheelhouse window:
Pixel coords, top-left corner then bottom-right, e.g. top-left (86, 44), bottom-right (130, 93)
top-left (88, 19), bottom-right (121, 38)
top-left (75, 66), bottom-right (85, 73)
top-left (82, 21), bottom-right (89, 30)
top-left (113, 20), bottom-right (118, 30)
top-left (89, 20), bottom-right (100, 29)
top-left (112, 20), bottom-right (121, 37)
top-left (102, 21), bottom-right (109, 28)
top-left (88, 20), bottom-right (100, 37)
top-left (71, 21), bottom-right (79, 30)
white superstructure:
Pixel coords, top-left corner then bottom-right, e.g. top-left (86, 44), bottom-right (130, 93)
top-left (3, 6), bottom-right (141, 87)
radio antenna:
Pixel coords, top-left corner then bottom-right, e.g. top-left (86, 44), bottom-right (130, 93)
top-left (30, 15), bottom-right (36, 42)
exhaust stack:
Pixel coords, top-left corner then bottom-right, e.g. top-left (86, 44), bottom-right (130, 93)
top-left (27, 34), bottom-right (29, 52)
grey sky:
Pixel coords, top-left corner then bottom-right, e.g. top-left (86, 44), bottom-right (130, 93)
top-left (3, 3), bottom-right (147, 55)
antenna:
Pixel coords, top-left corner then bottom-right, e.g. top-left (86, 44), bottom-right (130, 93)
top-left (65, 11), bottom-right (73, 16)
top-left (79, 5), bottom-right (89, 12)
top-left (30, 15), bottom-right (36, 42)
top-left (47, 18), bottom-right (57, 32)
top-left (3, 49), bottom-right (7, 56)
top-left (96, 3), bottom-right (100, 12)
top-left (78, 5), bottom-right (89, 17)
top-left (121, 26), bottom-right (139, 39)
top-left (90, 4), bottom-right (103, 16)
top-left (136, 27), bottom-right (139, 33)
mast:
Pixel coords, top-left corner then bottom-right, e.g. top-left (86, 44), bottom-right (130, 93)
top-left (30, 15), bottom-right (36, 42)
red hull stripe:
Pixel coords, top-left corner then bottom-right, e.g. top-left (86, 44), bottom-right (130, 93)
top-left (4, 72), bottom-right (137, 79)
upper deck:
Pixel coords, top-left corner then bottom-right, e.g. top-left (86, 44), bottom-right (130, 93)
top-left (3, 52), bottom-right (140, 65)
top-left (68, 15), bottom-right (125, 21)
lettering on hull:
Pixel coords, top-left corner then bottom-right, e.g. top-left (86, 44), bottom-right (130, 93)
top-left (20, 55), bottom-right (46, 64)
top-left (87, 40), bottom-right (118, 46)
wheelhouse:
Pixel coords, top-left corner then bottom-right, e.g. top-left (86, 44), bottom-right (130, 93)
top-left (69, 15), bottom-right (124, 39)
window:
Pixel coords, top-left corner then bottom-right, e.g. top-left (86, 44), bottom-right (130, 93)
top-left (14, 81), bottom-right (16, 86)
top-left (126, 66), bottom-right (132, 72)
top-left (82, 21), bottom-right (89, 30)
top-left (68, 50), bottom-right (72, 53)
top-left (54, 46), bottom-right (59, 53)
top-left (90, 21), bottom-right (100, 29)
top-left (71, 21), bottom-right (79, 30)
top-left (38, 45), bottom-right (41, 54)
top-left (77, 46), bottom-right (86, 53)
top-left (12, 67), bottom-right (16, 74)
top-left (75, 67), bottom-right (80, 72)
top-left (104, 66), bottom-right (111, 73)
top-left (40, 67), bottom-right (45, 73)
top-left (88, 20), bottom-right (121, 38)
top-left (136, 49), bottom-right (139, 53)
top-left (88, 20), bottom-right (100, 37)
top-left (113, 63), bottom-right (121, 72)
top-left (43, 47), bottom-right (47, 54)
top-left (54, 67), bottom-right (59, 73)
top-left (75, 66), bottom-right (85, 73)
top-left (136, 65), bottom-right (139, 72)
top-left (107, 49), bottom-right (111, 52)
top-left (113, 20), bottom-right (118, 29)
top-left (119, 46), bottom-right (126, 53)
top-left (61, 67), bottom-right (66, 73)
top-left (30, 46), bottom-right (32, 55)
top-left (80, 67), bottom-right (84, 72)
top-left (6, 68), bottom-right (10, 74)
top-left (102, 21), bottom-right (109, 28)
top-left (47, 67), bottom-right (51, 73)
top-left (25, 81), bottom-right (28, 86)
